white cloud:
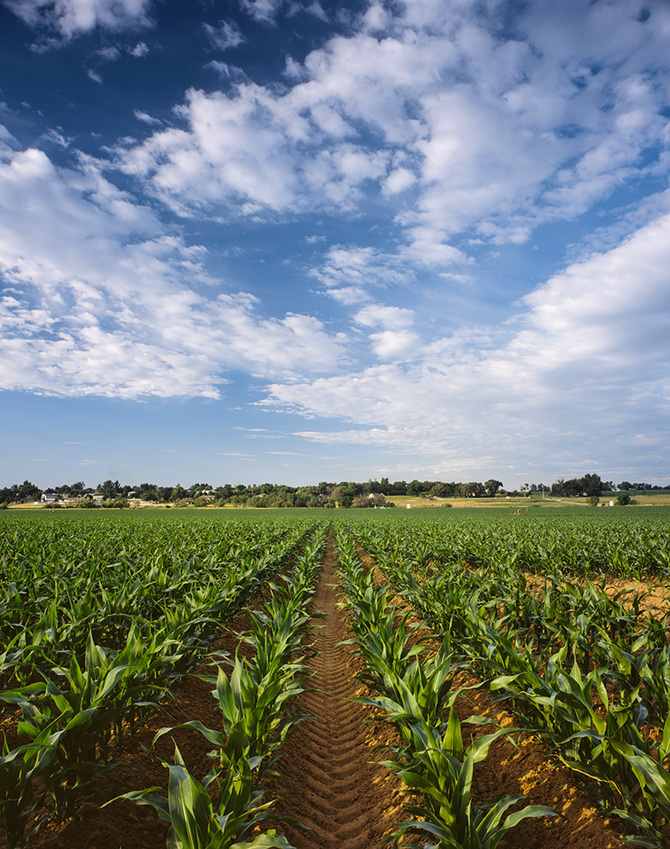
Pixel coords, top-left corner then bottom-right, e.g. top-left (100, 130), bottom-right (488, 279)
top-left (368, 329), bottom-right (418, 359)
top-left (310, 246), bottom-right (414, 303)
top-left (354, 304), bottom-right (414, 330)
top-left (118, 86), bottom-right (304, 214)
top-left (204, 61), bottom-right (248, 82)
top-left (0, 124), bottom-right (18, 149)
top-left (42, 127), bottom-right (70, 147)
top-left (116, 0), bottom-right (670, 271)
top-left (265, 210), bottom-right (670, 480)
top-left (361, 2), bottom-right (389, 33)
top-left (303, 1), bottom-right (328, 23)
top-left (128, 40), bottom-right (149, 57)
top-left (203, 20), bottom-right (245, 51)
top-left (0, 143), bottom-right (347, 399)
top-left (96, 44), bottom-right (120, 61)
top-left (6, 0), bottom-right (153, 38)
top-left (326, 286), bottom-right (368, 306)
top-left (240, 0), bottom-right (282, 24)
top-left (354, 303), bottom-right (417, 359)
top-left (133, 109), bottom-right (161, 126)
top-left (87, 68), bottom-right (103, 84)
top-left (383, 166), bottom-right (416, 195)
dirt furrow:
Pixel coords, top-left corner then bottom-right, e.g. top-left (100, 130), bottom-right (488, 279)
top-left (356, 544), bottom-right (625, 849)
top-left (270, 534), bottom-right (404, 849)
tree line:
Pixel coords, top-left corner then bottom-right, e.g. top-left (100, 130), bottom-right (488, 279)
top-left (1, 473), bottom-right (668, 509)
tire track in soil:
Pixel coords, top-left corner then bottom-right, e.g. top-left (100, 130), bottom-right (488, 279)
top-left (269, 533), bottom-right (404, 849)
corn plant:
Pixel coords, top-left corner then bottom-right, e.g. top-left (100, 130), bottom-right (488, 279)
top-left (108, 745), bottom-right (293, 849)
top-left (111, 532), bottom-right (323, 849)
top-left (337, 530), bottom-right (554, 849)
top-left (389, 708), bottom-right (554, 849)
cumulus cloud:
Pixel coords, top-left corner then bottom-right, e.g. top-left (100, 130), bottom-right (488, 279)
top-left (128, 40), bottom-right (149, 57)
top-left (203, 20), bottom-right (245, 51)
top-left (354, 303), bottom-right (414, 330)
top-left (118, 86), bottom-right (304, 214)
top-left (239, 0), bottom-right (282, 24)
top-left (5, 0), bottom-right (153, 38)
top-left (354, 303), bottom-right (417, 359)
top-left (382, 166), bottom-right (416, 195)
top-left (265, 211), bottom-right (670, 479)
top-left (310, 246), bottom-right (415, 303)
top-left (115, 0), bottom-right (670, 271)
top-left (0, 143), bottom-right (347, 399)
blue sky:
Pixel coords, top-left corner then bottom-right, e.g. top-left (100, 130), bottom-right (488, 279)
top-left (0, 0), bottom-right (669, 488)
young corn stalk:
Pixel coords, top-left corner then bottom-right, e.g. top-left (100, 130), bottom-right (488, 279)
top-left (108, 534), bottom-right (324, 849)
top-left (336, 530), bottom-right (555, 849)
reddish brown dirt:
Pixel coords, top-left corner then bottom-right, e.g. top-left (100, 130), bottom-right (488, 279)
top-left (268, 536), bottom-right (406, 849)
top-left (456, 676), bottom-right (624, 849)
top-left (358, 547), bottom-right (625, 849)
top-left (523, 573), bottom-right (670, 619)
top-left (602, 578), bottom-right (669, 618)
top-left (8, 588), bottom-right (271, 849)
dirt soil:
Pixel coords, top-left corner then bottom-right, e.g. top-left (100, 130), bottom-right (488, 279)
top-left (10, 585), bottom-right (270, 849)
top-left (524, 572), bottom-right (670, 619)
top-left (268, 535), bottom-right (406, 849)
top-left (456, 676), bottom-right (625, 849)
top-left (358, 548), bottom-right (626, 849)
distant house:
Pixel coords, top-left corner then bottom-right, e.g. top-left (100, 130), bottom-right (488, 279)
top-left (41, 493), bottom-right (59, 504)
top-left (127, 491), bottom-right (137, 498)
top-left (92, 494), bottom-right (104, 504)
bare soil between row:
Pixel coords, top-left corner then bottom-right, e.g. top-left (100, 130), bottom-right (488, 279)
top-left (267, 534), bottom-right (406, 849)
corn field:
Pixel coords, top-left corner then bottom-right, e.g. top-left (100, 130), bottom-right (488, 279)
top-left (0, 507), bottom-right (669, 849)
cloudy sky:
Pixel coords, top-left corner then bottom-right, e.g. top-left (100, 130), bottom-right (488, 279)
top-left (1, 0), bottom-right (669, 488)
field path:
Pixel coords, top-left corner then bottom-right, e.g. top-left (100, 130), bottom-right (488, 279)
top-left (270, 532), bottom-right (402, 849)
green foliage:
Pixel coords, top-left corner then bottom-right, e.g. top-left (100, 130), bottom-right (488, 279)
top-left (110, 535), bottom-right (322, 849)
top-left (337, 532), bottom-right (555, 848)
top-left (352, 517), bottom-right (670, 846)
top-left (0, 515), bottom-right (318, 846)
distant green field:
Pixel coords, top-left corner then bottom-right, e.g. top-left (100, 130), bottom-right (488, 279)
top-left (3, 503), bottom-right (670, 525)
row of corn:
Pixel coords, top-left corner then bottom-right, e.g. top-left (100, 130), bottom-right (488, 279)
top-left (108, 532), bottom-right (324, 849)
top-left (0, 521), bottom-right (318, 847)
top-left (336, 531), bottom-right (555, 849)
top-left (0, 519), bottom-right (307, 683)
top-left (355, 522), bottom-right (670, 847)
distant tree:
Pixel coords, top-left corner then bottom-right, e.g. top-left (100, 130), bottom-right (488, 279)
top-left (99, 479), bottom-right (122, 499)
top-left (389, 480), bottom-right (408, 495)
top-left (484, 479), bottom-right (503, 497)
top-left (581, 474), bottom-right (603, 497)
top-left (617, 492), bottom-right (632, 506)
top-left (329, 485), bottom-right (354, 507)
top-left (16, 480), bottom-right (41, 502)
top-left (170, 484), bottom-right (187, 501)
